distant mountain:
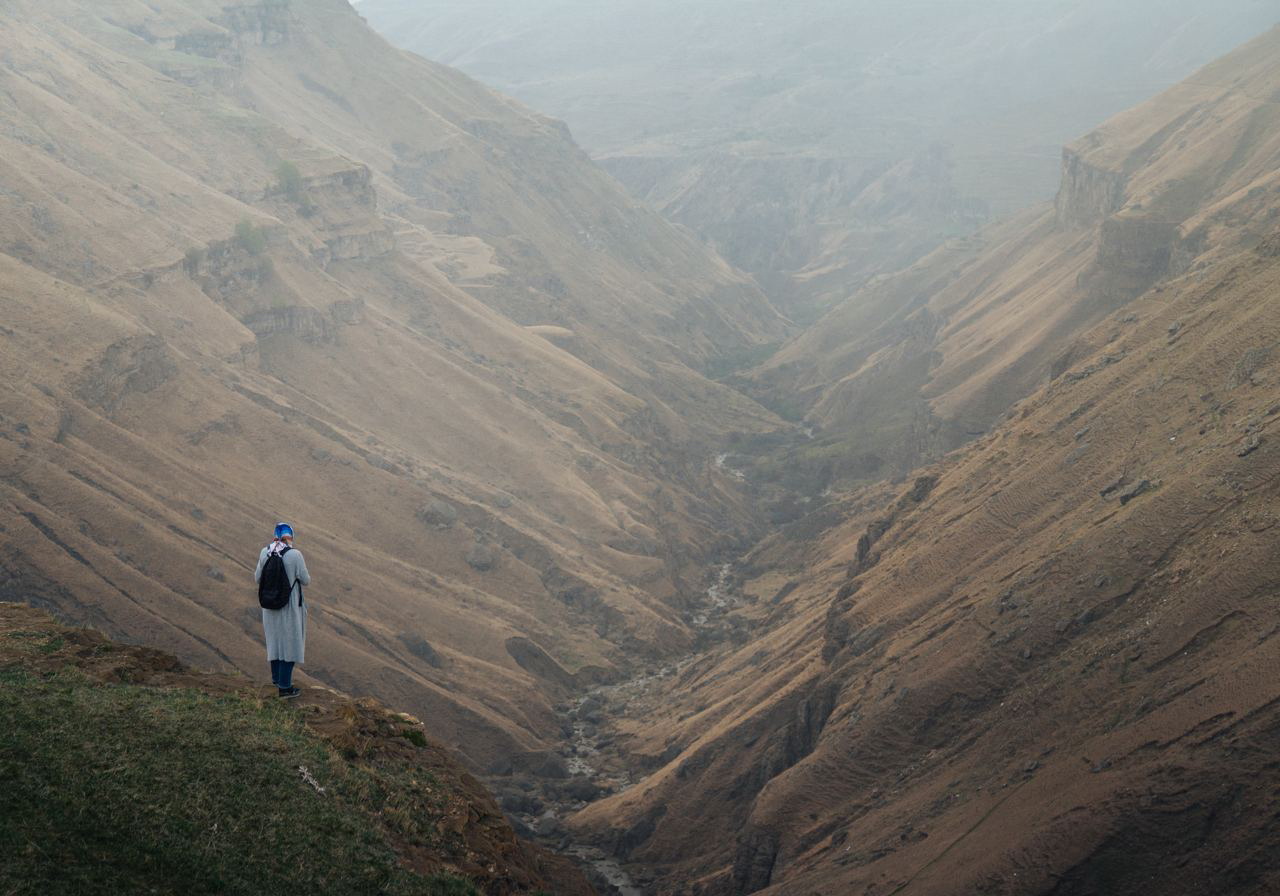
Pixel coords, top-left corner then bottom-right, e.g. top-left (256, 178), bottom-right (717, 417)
top-left (0, 0), bottom-right (784, 769)
top-left (569, 26), bottom-right (1280, 894)
top-left (358, 0), bottom-right (1277, 319)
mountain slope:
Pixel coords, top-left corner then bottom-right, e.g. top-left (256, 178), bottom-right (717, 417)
top-left (568, 27), bottom-right (1280, 895)
top-left (753, 24), bottom-right (1280, 485)
top-left (0, 0), bottom-right (785, 770)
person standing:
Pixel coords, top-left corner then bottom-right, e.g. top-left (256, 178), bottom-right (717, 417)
top-left (255, 522), bottom-right (311, 699)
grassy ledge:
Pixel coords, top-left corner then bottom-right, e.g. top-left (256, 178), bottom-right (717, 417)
top-left (0, 607), bottom-right (582, 896)
top-left (0, 663), bottom-right (477, 896)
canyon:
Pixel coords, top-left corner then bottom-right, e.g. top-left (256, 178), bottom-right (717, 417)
top-left (563, 24), bottom-right (1280, 895)
top-left (0, 0), bottom-right (788, 775)
top-left (2, 2), bottom-right (1280, 895)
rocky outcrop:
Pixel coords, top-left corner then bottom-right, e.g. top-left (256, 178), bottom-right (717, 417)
top-left (1055, 147), bottom-right (1127, 228)
top-left (217, 1), bottom-right (296, 47)
top-left (1090, 214), bottom-right (1181, 296)
top-left (75, 336), bottom-right (177, 415)
top-left (185, 235), bottom-right (277, 305)
top-left (505, 637), bottom-right (576, 691)
top-left (241, 305), bottom-right (332, 341)
top-left (273, 164), bottom-right (397, 263)
top-left (0, 603), bottom-right (594, 896)
top-left (183, 226), bottom-right (367, 342)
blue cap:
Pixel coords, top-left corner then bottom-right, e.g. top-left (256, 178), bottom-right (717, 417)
top-left (274, 523), bottom-right (294, 539)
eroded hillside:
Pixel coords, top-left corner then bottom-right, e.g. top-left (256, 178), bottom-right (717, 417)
top-left (0, 0), bottom-right (787, 771)
top-left (566, 27), bottom-right (1280, 895)
top-left (751, 25), bottom-right (1280, 487)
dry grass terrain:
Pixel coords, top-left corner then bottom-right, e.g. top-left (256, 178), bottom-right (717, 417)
top-left (0, 0), bottom-right (786, 770)
top-left (6, 4), bottom-right (1280, 895)
top-left (569, 27), bottom-right (1280, 895)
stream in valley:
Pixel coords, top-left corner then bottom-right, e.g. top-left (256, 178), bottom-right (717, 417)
top-left (504, 561), bottom-right (746, 895)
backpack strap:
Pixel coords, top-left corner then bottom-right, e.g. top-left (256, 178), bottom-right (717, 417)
top-left (280, 545), bottom-right (303, 606)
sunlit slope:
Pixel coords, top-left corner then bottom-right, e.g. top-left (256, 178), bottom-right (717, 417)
top-left (573, 27), bottom-right (1280, 895)
top-left (0, 0), bottom-right (783, 766)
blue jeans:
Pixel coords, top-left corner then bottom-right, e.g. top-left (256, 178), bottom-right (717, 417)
top-left (270, 660), bottom-right (295, 689)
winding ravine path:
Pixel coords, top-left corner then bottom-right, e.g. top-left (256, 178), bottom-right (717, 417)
top-left (511, 560), bottom-right (746, 894)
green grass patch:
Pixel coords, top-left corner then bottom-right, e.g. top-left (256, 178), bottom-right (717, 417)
top-left (0, 668), bottom-right (476, 896)
top-left (35, 637), bottom-right (65, 655)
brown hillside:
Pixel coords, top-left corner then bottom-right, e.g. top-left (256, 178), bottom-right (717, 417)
top-left (571, 27), bottom-right (1280, 895)
top-left (0, 0), bottom-right (785, 770)
top-left (754, 25), bottom-right (1280, 484)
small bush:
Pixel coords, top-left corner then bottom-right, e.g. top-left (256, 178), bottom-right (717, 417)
top-left (183, 246), bottom-right (205, 275)
top-left (234, 218), bottom-right (268, 255)
top-left (276, 160), bottom-right (304, 202)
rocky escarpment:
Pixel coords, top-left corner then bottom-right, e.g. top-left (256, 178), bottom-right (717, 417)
top-left (116, 0), bottom-right (297, 86)
top-left (1084, 213), bottom-right (1183, 299)
top-left (261, 160), bottom-right (398, 264)
top-left (1055, 147), bottom-right (1127, 227)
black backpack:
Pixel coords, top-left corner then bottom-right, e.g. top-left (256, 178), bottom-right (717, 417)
top-left (258, 546), bottom-right (297, 610)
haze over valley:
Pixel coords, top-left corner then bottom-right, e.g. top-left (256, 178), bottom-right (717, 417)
top-left (2, 2), bottom-right (1280, 895)
top-left (361, 0), bottom-right (1278, 321)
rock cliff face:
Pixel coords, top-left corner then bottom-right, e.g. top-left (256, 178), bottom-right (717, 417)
top-left (1087, 214), bottom-right (1182, 298)
top-left (570, 26), bottom-right (1280, 895)
top-left (1054, 147), bottom-right (1128, 227)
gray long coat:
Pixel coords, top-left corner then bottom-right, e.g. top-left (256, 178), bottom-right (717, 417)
top-left (255, 544), bottom-right (311, 663)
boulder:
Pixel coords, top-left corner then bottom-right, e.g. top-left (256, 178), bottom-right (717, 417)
top-left (534, 811), bottom-right (564, 837)
top-left (417, 499), bottom-right (457, 529)
top-left (561, 776), bottom-right (601, 802)
top-left (466, 542), bottom-right (499, 571)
